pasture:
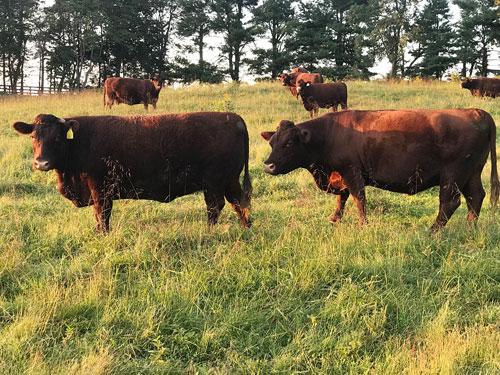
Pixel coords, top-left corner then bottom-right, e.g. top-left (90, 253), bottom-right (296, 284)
top-left (0, 80), bottom-right (499, 374)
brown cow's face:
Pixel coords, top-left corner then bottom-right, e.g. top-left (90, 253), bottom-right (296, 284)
top-left (296, 79), bottom-right (309, 95)
top-left (12, 114), bottom-right (79, 171)
top-left (261, 120), bottom-right (312, 175)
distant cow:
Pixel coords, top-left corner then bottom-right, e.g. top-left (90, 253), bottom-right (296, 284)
top-left (13, 112), bottom-right (252, 232)
top-left (297, 80), bottom-right (348, 118)
top-left (281, 70), bottom-right (323, 98)
top-left (103, 75), bottom-right (164, 110)
top-left (461, 77), bottom-right (500, 98)
top-left (261, 109), bottom-right (499, 230)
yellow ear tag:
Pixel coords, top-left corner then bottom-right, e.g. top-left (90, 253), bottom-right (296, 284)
top-left (66, 128), bottom-right (74, 139)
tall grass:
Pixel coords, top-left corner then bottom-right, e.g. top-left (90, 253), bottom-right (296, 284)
top-left (0, 80), bottom-right (499, 374)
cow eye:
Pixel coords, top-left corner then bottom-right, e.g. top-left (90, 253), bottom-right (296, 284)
top-left (286, 140), bottom-right (293, 148)
top-left (55, 135), bottom-right (61, 142)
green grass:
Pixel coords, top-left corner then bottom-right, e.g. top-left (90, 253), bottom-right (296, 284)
top-left (0, 80), bottom-right (499, 374)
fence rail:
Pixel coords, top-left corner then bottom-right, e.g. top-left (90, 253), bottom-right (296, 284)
top-left (0, 85), bottom-right (70, 95)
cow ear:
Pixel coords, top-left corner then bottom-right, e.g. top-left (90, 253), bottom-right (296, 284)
top-left (64, 120), bottom-right (80, 139)
top-left (12, 121), bottom-right (34, 135)
top-left (261, 131), bottom-right (275, 141)
top-left (300, 129), bottom-right (311, 144)
top-left (67, 120), bottom-right (80, 132)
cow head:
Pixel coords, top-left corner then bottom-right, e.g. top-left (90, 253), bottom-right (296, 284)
top-left (150, 75), bottom-right (165, 92)
top-left (461, 78), bottom-right (474, 89)
top-left (281, 73), bottom-right (293, 87)
top-left (261, 120), bottom-right (313, 175)
top-left (12, 114), bottom-right (80, 171)
top-left (296, 79), bottom-right (310, 95)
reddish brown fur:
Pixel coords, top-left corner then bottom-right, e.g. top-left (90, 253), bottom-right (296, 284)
top-left (103, 76), bottom-right (164, 110)
top-left (297, 81), bottom-right (348, 118)
top-left (13, 112), bottom-right (252, 232)
top-left (461, 77), bottom-right (500, 98)
top-left (262, 109), bottom-right (499, 230)
top-left (281, 70), bottom-right (323, 98)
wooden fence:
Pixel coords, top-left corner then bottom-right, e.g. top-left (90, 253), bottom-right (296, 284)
top-left (0, 85), bottom-right (69, 95)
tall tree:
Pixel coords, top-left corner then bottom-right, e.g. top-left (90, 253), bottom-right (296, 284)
top-left (247, 0), bottom-right (296, 78)
top-left (455, 0), bottom-right (500, 77)
top-left (44, 0), bottom-right (103, 90)
top-left (212, 0), bottom-right (258, 81)
top-left (175, 0), bottom-right (224, 82)
top-left (0, 0), bottom-right (38, 92)
top-left (373, 0), bottom-right (416, 78)
top-left (407, 0), bottom-right (455, 79)
top-left (285, 0), bottom-right (378, 79)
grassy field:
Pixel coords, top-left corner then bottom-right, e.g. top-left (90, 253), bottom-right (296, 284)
top-left (0, 80), bottom-right (499, 374)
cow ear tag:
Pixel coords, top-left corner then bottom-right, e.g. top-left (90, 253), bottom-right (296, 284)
top-left (66, 127), bottom-right (74, 139)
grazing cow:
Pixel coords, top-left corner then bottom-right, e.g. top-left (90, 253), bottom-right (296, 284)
top-left (261, 109), bottom-right (499, 230)
top-left (103, 75), bottom-right (164, 110)
top-left (281, 71), bottom-right (323, 98)
top-left (297, 80), bottom-right (348, 118)
top-left (461, 77), bottom-right (500, 98)
top-left (13, 112), bottom-right (252, 232)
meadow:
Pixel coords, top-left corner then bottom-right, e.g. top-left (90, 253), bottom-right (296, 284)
top-left (0, 80), bottom-right (499, 374)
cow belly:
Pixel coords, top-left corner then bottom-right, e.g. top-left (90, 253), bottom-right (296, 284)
top-left (368, 175), bottom-right (440, 194)
top-left (118, 171), bottom-right (203, 202)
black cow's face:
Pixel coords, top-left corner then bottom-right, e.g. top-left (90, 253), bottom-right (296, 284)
top-left (280, 74), bottom-right (291, 86)
top-left (12, 114), bottom-right (79, 171)
top-left (461, 78), bottom-right (473, 89)
top-left (261, 120), bottom-right (312, 175)
top-left (150, 75), bottom-right (165, 91)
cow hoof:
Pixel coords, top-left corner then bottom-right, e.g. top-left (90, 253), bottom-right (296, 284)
top-left (329, 216), bottom-right (342, 224)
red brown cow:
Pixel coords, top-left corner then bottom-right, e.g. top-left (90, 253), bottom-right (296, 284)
top-left (103, 75), bottom-right (164, 110)
top-left (12, 112), bottom-right (252, 232)
top-left (281, 70), bottom-right (323, 98)
top-left (461, 77), bottom-right (500, 98)
top-left (261, 109), bottom-right (499, 230)
top-left (297, 80), bottom-right (348, 118)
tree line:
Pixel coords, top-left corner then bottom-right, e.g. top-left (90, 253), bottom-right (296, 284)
top-left (1, 0), bottom-right (499, 92)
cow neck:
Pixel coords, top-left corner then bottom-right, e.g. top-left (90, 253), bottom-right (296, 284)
top-left (60, 137), bottom-right (75, 178)
top-left (301, 121), bottom-right (326, 165)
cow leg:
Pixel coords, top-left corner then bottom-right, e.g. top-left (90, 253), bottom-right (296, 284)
top-left (431, 179), bottom-right (461, 231)
top-left (341, 102), bottom-right (347, 110)
top-left (342, 168), bottom-right (367, 226)
top-left (144, 103), bottom-right (149, 110)
top-left (152, 99), bottom-right (157, 110)
top-left (330, 190), bottom-right (350, 224)
top-left (204, 190), bottom-right (225, 226)
top-left (88, 179), bottom-right (114, 232)
top-left (459, 172), bottom-right (485, 225)
top-left (225, 180), bottom-right (252, 228)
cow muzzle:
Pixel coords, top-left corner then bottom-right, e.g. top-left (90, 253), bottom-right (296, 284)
top-left (34, 158), bottom-right (50, 171)
top-left (264, 163), bottom-right (276, 174)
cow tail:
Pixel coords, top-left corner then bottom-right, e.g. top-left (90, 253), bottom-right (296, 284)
top-left (490, 119), bottom-right (499, 213)
top-left (240, 117), bottom-right (252, 212)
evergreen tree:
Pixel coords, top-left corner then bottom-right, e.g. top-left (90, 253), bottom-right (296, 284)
top-left (407, 0), bottom-right (455, 79)
top-left (246, 0), bottom-right (296, 78)
top-left (286, 0), bottom-right (378, 80)
top-left (175, 0), bottom-right (224, 82)
top-left (373, 0), bottom-right (416, 78)
top-left (455, 0), bottom-right (500, 77)
top-left (211, 0), bottom-right (258, 81)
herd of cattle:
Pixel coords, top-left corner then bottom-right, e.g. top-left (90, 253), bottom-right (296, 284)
top-left (10, 70), bottom-right (500, 232)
